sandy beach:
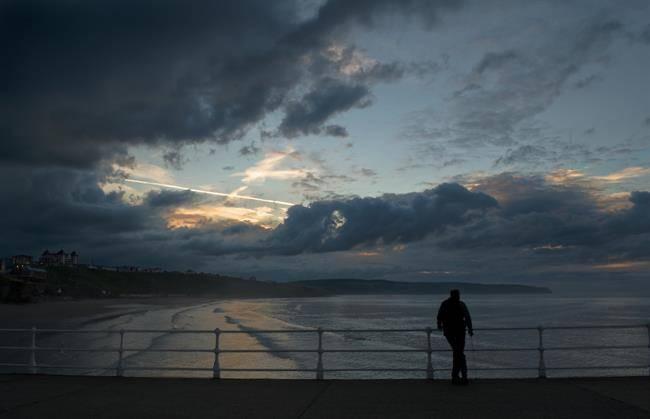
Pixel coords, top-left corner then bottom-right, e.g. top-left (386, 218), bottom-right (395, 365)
top-left (0, 297), bottom-right (303, 379)
top-left (0, 297), bottom-right (213, 329)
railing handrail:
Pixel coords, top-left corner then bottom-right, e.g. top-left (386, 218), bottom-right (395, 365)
top-left (0, 323), bottom-right (648, 333)
top-left (0, 323), bottom-right (648, 380)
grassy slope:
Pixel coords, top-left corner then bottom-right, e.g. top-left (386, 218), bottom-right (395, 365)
top-left (44, 267), bottom-right (329, 298)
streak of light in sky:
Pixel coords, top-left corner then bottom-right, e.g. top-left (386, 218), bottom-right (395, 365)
top-left (124, 179), bottom-right (296, 206)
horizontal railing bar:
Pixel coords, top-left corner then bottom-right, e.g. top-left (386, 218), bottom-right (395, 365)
top-left (323, 329), bottom-right (429, 333)
top-left (457, 367), bottom-right (538, 371)
top-left (36, 365), bottom-right (114, 370)
top-left (541, 325), bottom-right (648, 330)
top-left (125, 348), bottom-right (317, 353)
top-left (546, 365), bottom-right (649, 370)
top-left (219, 368), bottom-right (317, 372)
top-left (471, 327), bottom-right (538, 331)
top-left (0, 329), bottom-right (122, 334)
top-left (220, 349), bottom-right (316, 353)
top-left (4, 365), bottom-right (642, 372)
top-left (124, 348), bottom-right (214, 353)
top-left (122, 329), bottom-right (214, 334)
top-left (324, 348), bottom-right (541, 352)
top-left (34, 347), bottom-right (119, 353)
top-left (323, 368), bottom-right (540, 372)
top-left (119, 329), bottom-right (315, 334)
top-left (463, 348), bottom-right (537, 352)
top-left (0, 324), bottom-right (647, 334)
top-left (2, 346), bottom-right (643, 353)
top-left (0, 346), bottom-right (119, 353)
top-left (1, 323), bottom-right (648, 380)
top-left (22, 365), bottom-right (649, 371)
top-left (38, 329), bottom-right (121, 334)
top-left (124, 366), bottom-right (214, 372)
top-left (1, 346), bottom-right (644, 354)
top-left (0, 365), bottom-right (424, 372)
top-left (322, 368), bottom-right (427, 372)
top-left (323, 349), bottom-right (425, 353)
top-left (220, 330), bottom-right (317, 334)
top-left (544, 345), bottom-right (647, 351)
top-left (412, 367), bottom-right (645, 372)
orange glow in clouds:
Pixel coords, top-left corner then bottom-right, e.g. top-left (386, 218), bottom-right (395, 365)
top-left (166, 205), bottom-right (283, 229)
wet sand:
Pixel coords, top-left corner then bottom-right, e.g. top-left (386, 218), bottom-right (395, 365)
top-left (0, 297), bottom-right (213, 329)
top-left (0, 298), bottom-right (304, 379)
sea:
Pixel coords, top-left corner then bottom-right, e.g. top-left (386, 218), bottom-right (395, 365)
top-left (2, 295), bottom-right (649, 379)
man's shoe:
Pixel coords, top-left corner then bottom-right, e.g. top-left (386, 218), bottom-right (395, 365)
top-left (460, 377), bottom-right (469, 385)
top-left (451, 377), bottom-right (461, 385)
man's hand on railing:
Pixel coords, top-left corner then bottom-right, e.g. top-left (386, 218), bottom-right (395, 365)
top-left (468, 329), bottom-right (474, 336)
top-left (437, 322), bottom-right (443, 331)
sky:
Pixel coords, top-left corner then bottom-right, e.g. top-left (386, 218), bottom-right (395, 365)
top-left (2, 0), bottom-right (650, 290)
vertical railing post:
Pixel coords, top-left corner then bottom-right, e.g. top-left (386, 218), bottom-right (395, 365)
top-left (646, 324), bottom-right (650, 377)
top-left (29, 326), bottom-right (37, 374)
top-left (426, 327), bottom-right (434, 380)
top-left (116, 329), bottom-right (125, 377)
top-left (316, 328), bottom-right (324, 380)
top-left (537, 326), bottom-right (546, 379)
top-left (213, 328), bottom-right (221, 379)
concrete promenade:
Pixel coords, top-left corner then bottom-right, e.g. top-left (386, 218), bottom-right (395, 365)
top-left (0, 375), bottom-right (648, 418)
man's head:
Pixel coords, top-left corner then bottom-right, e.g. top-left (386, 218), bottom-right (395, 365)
top-left (450, 289), bottom-right (460, 301)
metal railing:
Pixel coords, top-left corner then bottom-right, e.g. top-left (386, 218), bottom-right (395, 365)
top-left (0, 324), bottom-right (648, 379)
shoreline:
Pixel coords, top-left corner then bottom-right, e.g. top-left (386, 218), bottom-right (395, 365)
top-left (0, 296), bottom-right (214, 329)
top-left (0, 296), bottom-right (303, 378)
top-left (2, 295), bottom-right (648, 380)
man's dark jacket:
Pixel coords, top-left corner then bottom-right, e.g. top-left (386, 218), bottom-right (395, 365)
top-left (437, 297), bottom-right (473, 334)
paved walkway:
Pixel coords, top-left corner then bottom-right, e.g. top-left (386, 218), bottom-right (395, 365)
top-left (0, 375), bottom-right (648, 418)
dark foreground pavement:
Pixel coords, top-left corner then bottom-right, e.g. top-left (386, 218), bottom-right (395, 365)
top-left (0, 375), bottom-right (648, 418)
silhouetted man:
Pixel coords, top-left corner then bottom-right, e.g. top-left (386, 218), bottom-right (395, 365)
top-left (437, 289), bottom-right (473, 385)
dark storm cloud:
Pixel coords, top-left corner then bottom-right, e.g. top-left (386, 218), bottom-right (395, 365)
top-left (438, 173), bottom-right (650, 260)
top-left (468, 173), bottom-right (598, 216)
top-left (0, 0), bottom-right (467, 267)
top-left (162, 150), bottom-right (186, 170)
top-left (1, 0), bottom-right (462, 168)
top-left (493, 141), bottom-right (634, 168)
top-left (324, 125), bottom-right (349, 137)
top-left (0, 167), bottom-right (151, 244)
top-left (239, 142), bottom-right (261, 156)
top-left (265, 183), bottom-right (498, 255)
top-left (144, 189), bottom-right (199, 208)
top-left (494, 145), bottom-right (550, 167)
top-left (472, 50), bottom-right (521, 75)
top-left (0, 164), bottom-right (266, 267)
top-left (605, 191), bottom-right (650, 236)
top-left (292, 172), bottom-right (327, 193)
top-left (3, 164), bottom-right (649, 274)
top-left (279, 78), bottom-right (372, 137)
top-left (1, 0), bottom-right (294, 167)
top-left (573, 74), bottom-right (602, 89)
top-left (456, 19), bottom-right (623, 146)
top-left (405, 17), bottom-right (626, 158)
top-left (289, 0), bottom-right (463, 46)
top-left (290, 170), bottom-right (357, 198)
top-left (6, 0), bottom-right (649, 280)
top-left (257, 173), bottom-right (650, 281)
top-left (359, 168), bottom-right (378, 177)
